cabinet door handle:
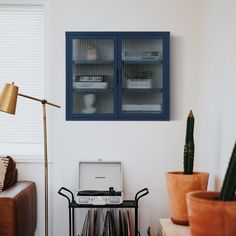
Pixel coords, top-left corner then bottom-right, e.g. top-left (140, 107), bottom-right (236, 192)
top-left (116, 69), bottom-right (119, 85)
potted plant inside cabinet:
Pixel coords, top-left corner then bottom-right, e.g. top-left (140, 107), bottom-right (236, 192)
top-left (187, 142), bottom-right (236, 236)
top-left (166, 110), bottom-right (209, 225)
top-left (125, 71), bottom-right (153, 89)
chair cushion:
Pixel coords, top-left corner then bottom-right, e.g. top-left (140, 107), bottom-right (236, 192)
top-left (0, 156), bottom-right (17, 192)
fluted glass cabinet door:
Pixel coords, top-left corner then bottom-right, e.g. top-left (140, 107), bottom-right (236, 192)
top-left (120, 37), bottom-right (166, 117)
top-left (67, 34), bottom-right (116, 118)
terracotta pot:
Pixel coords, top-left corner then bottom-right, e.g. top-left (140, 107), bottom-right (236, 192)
top-left (187, 191), bottom-right (236, 236)
top-left (166, 171), bottom-right (209, 225)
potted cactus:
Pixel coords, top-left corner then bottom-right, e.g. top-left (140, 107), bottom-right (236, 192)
top-left (183, 110), bottom-right (195, 174)
top-left (187, 142), bottom-right (236, 236)
top-left (218, 142), bottom-right (236, 201)
top-left (166, 110), bottom-right (209, 225)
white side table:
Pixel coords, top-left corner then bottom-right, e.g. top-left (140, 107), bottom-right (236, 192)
top-left (159, 218), bottom-right (191, 236)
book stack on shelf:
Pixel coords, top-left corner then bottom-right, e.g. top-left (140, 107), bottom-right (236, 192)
top-left (74, 75), bottom-right (108, 89)
top-left (122, 104), bottom-right (162, 112)
top-left (122, 51), bottom-right (160, 61)
top-left (81, 209), bottom-right (133, 236)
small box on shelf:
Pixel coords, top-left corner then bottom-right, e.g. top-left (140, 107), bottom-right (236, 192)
top-left (122, 104), bottom-right (162, 112)
top-left (74, 82), bottom-right (108, 89)
top-left (75, 75), bottom-right (104, 82)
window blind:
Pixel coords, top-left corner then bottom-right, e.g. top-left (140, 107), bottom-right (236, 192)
top-left (0, 1), bottom-right (45, 155)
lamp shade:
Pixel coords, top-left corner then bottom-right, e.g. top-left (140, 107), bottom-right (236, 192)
top-left (0, 83), bottom-right (18, 114)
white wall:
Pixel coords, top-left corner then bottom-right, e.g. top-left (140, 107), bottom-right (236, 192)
top-left (196, 0), bottom-right (236, 187)
top-left (16, 0), bottom-right (236, 235)
top-left (51, 0), bottom-right (200, 235)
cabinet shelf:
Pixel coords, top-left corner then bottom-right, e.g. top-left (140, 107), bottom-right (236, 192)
top-left (73, 60), bottom-right (114, 65)
top-left (73, 88), bottom-right (113, 93)
top-left (58, 187), bottom-right (149, 236)
top-left (122, 88), bottom-right (163, 93)
top-left (123, 110), bottom-right (162, 114)
top-left (122, 59), bottom-right (162, 64)
top-left (70, 200), bottom-right (137, 208)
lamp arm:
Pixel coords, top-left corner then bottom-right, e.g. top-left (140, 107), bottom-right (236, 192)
top-left (18, 93), bottom-right (61, 108)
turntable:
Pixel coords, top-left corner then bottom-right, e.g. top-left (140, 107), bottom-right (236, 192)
top-left (77, 161), bottom-right (123, 205)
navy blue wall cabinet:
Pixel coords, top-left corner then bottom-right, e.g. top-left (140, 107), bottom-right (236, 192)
top-left (66, 32), bottom-right (170, 120)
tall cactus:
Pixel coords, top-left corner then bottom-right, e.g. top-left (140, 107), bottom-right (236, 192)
top-left (183, 110), bottom-right (195, 175)
top-left (219, 142), bottom-right (236, 201)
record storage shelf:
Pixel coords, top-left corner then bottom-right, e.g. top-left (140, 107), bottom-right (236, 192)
top-left (58, 187), bottom-right (149, 236)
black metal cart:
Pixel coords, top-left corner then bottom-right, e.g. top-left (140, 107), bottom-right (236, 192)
top-left (58, 187), bottom-right (149, 236)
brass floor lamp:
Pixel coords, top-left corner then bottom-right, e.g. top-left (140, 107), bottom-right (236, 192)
top-left (0, 82), bottom-right (60, 236)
